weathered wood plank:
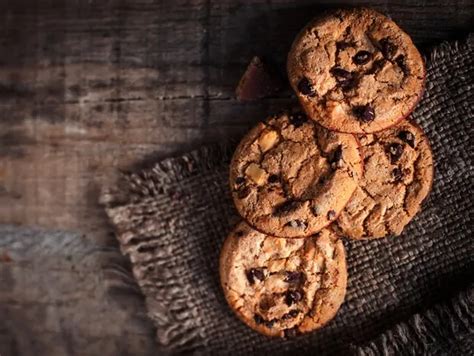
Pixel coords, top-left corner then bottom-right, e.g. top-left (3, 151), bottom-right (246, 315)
top-left (0, 225), bottom-right (156, 356)
top-left (1, 1), bottom-right (472, 98)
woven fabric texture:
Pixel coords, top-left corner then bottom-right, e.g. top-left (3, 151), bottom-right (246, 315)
top-left (102, 35), bottom-right (474, 355)
top-left (355, 288), bottom-right (473, 355)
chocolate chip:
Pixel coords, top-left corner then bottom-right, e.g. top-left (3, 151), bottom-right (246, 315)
top-left (289, 112), bottom-right (308, 128)
top-left (285, 309), bottom-right (301, 318)
top-left (281, 313), bottom-right (292, 320)
top-left (282, 309), bottom-right (300, 320)
top-left (235, 230), bottom-right (244, 237)
top-left (331, 68), bottom-right (357, 91)
top-left (255, 314), bottom-right (275, 328)
top-left (246, 268), bottom-right (265, 284)
top-left (353, 50), bottom-right (372, 65)
top-left (392, 168), bottom-right (403, 182)
top-left (395, 55), bottom-right (409, 75)
top-left (336, 41), bottom-right (352, 50)
top-left (264, 319), bottom-right (275, 328)
top-left (398, 130), bottom-right (415, 148)
top-left (235, 177), bottom-right (245, 185)
top-left (268, 174), bottom-right (279, 183)
top-left (289, 309), bottom-right (300, 318)
top-left (340, 77), bottom-right (358, 92)
top-left (318, 176), bottom-right (327, 186)
top-left (310, 205), bottom-right (319, 216)
top-left (254, 314), bottom-right (264, 325)
top-left (297, 77), bottom-right (316, 97)
top-left (330, 67), bottom-right (352, 79)
top-left (330, 145), bottom-right (343, 168)
top-left (366, 59), bottom-right (386, 75)
top-left (379, 37), bottom-right (397, 59)
top-left (353, 105), bottom-right (375, 123)
top-left (284, 271), bottom-right (305, 285)
top-left (285, 290), bottom-right (303, 306)
top-left (343, 26), bottom-right (352, 37)
top-left (237, 186), bottom-right (251, 199)
top-left (286, 220), bottom-right (307, 229)
top-left (273, 200), bottom-right (300, 216)
top-left (259, 296), bottom-right (275, 311)
top-left (327, 210), bottom-right (336, 220)
top-left (387, 143), bottom-right (404, 163)
top-left (284, 328), bottom-right (298, 338)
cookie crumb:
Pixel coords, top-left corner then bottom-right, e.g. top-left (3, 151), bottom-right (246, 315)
top-left (236, 56), bottom-right (282, 101)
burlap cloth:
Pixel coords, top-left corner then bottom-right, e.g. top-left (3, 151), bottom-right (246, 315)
top-left (101, 35), bottom-right (473, 355)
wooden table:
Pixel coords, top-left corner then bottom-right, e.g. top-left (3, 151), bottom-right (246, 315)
top-left (0, 1), bottom-right (472, 355)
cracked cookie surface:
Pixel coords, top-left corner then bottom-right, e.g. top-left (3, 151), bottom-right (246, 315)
top-left (230, 111), bottom-right (363, 238)
top-left (220, 221), bottom-right (347, 337)
top-left (287, 8), bottom-right (425, 133)
top-left (335, 120), bottom-right (434, 239)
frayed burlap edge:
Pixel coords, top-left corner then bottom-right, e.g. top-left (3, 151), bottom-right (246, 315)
top-left (101, 34), bottom-right (473, 354)
top-left (353, 286), bottom-right (473, 355)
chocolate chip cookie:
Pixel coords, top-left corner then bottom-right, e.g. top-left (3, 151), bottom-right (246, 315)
top-left (335, 120), bottom-right (434, 239)
top-left (230, 111), bottom-right (363, 238)
top-left (287, 8), bottom-right (425, 134)
top-left (220, 221), bottom-right (347, 337)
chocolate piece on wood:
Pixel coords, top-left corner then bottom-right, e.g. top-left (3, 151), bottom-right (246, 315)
top-left (236, 56), bottom-right (282, 101)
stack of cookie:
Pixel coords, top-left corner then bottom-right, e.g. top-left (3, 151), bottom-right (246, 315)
top-left (220, 8), bottom-right (434, 338)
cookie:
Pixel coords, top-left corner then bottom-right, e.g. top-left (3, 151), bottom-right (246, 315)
top-left (335, 120), bottom-right (434, 239)
top-left (220, 221), bottom-right (347, 337)
top-left (230, 111), bottom-right (363, 238)
top-left (287, 8), bottom-right (425, 134)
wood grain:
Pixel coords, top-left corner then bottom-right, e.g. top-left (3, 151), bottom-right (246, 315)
top-left (0, 225), bottom-right (156, 356)
top-left (0, 1), bottom-right (472, 355)
top-left (1, 0), bottom-right (472, 233)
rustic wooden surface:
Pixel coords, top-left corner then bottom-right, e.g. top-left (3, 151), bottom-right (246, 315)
top-left (0, 1), bottom-right (472, 355)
